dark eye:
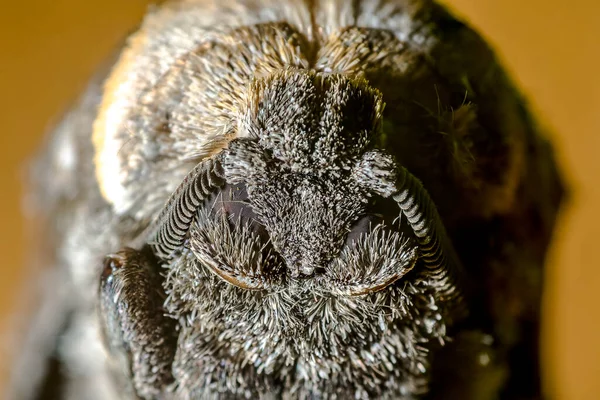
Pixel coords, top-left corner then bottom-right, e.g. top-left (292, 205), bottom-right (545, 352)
top-left (207, 182), bottom-right (267, 237)
top-left (345, 194), bottom-right (401, 245)
top-left (328, 194), bottom-right (418, 297)
top-left (192, 182), bottom-right (284, 290)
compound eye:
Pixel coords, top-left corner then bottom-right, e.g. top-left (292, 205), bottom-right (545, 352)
top-left (192, 183), bottom-right (285, 291)
top-left (329, 195), bottom-right (417, 297)
top-left (326, 226), bottom-right (418, 297)
top-left (345, 214), bottom-right (384, 245)
top-left (345, 194), bottom-right (402, 246)
top-left (207, 182), bottom-right (268, 241)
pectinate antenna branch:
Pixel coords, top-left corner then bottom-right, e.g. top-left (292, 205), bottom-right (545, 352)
top-left (392, 166), bottom-right (466, 308)
top-left (147, 156), bottom-right (226, 260)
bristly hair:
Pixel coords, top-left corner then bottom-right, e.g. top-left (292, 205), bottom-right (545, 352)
top-left (15, 1), bottom-right (565, 399)
top-left (157, 70), bottom-right (461, 399)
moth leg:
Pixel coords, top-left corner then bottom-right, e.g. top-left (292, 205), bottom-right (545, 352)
top-left (99, 246), bottom-right (177, 400)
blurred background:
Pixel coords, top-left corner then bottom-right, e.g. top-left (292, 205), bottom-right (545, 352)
top-left (0, 0), bottom-right (598, 398)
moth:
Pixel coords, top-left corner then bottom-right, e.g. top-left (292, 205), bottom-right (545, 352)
top-left (10, 0), bottom-right (564, 399)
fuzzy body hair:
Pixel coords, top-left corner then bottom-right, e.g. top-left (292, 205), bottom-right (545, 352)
top-left (11, 1), bottom-right (565, 400)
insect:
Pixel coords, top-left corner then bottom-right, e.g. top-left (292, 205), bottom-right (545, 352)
top-left (11, 0), bottom-right (564, 399)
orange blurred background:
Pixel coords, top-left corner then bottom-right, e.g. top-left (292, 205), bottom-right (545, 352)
top-left (0, 0), bottom-right (598, 398)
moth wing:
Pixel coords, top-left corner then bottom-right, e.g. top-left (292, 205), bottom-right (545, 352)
top-left (7, 52), bottom-right (124, 400)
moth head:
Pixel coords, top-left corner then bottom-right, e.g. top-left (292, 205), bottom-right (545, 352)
top-left (188, 70), bottom-right (418, 291)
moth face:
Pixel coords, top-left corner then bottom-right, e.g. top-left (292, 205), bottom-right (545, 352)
top-left (188, 70), bottom-right (417, 293)
top-left (100, 69), bottom-right (464, 398)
